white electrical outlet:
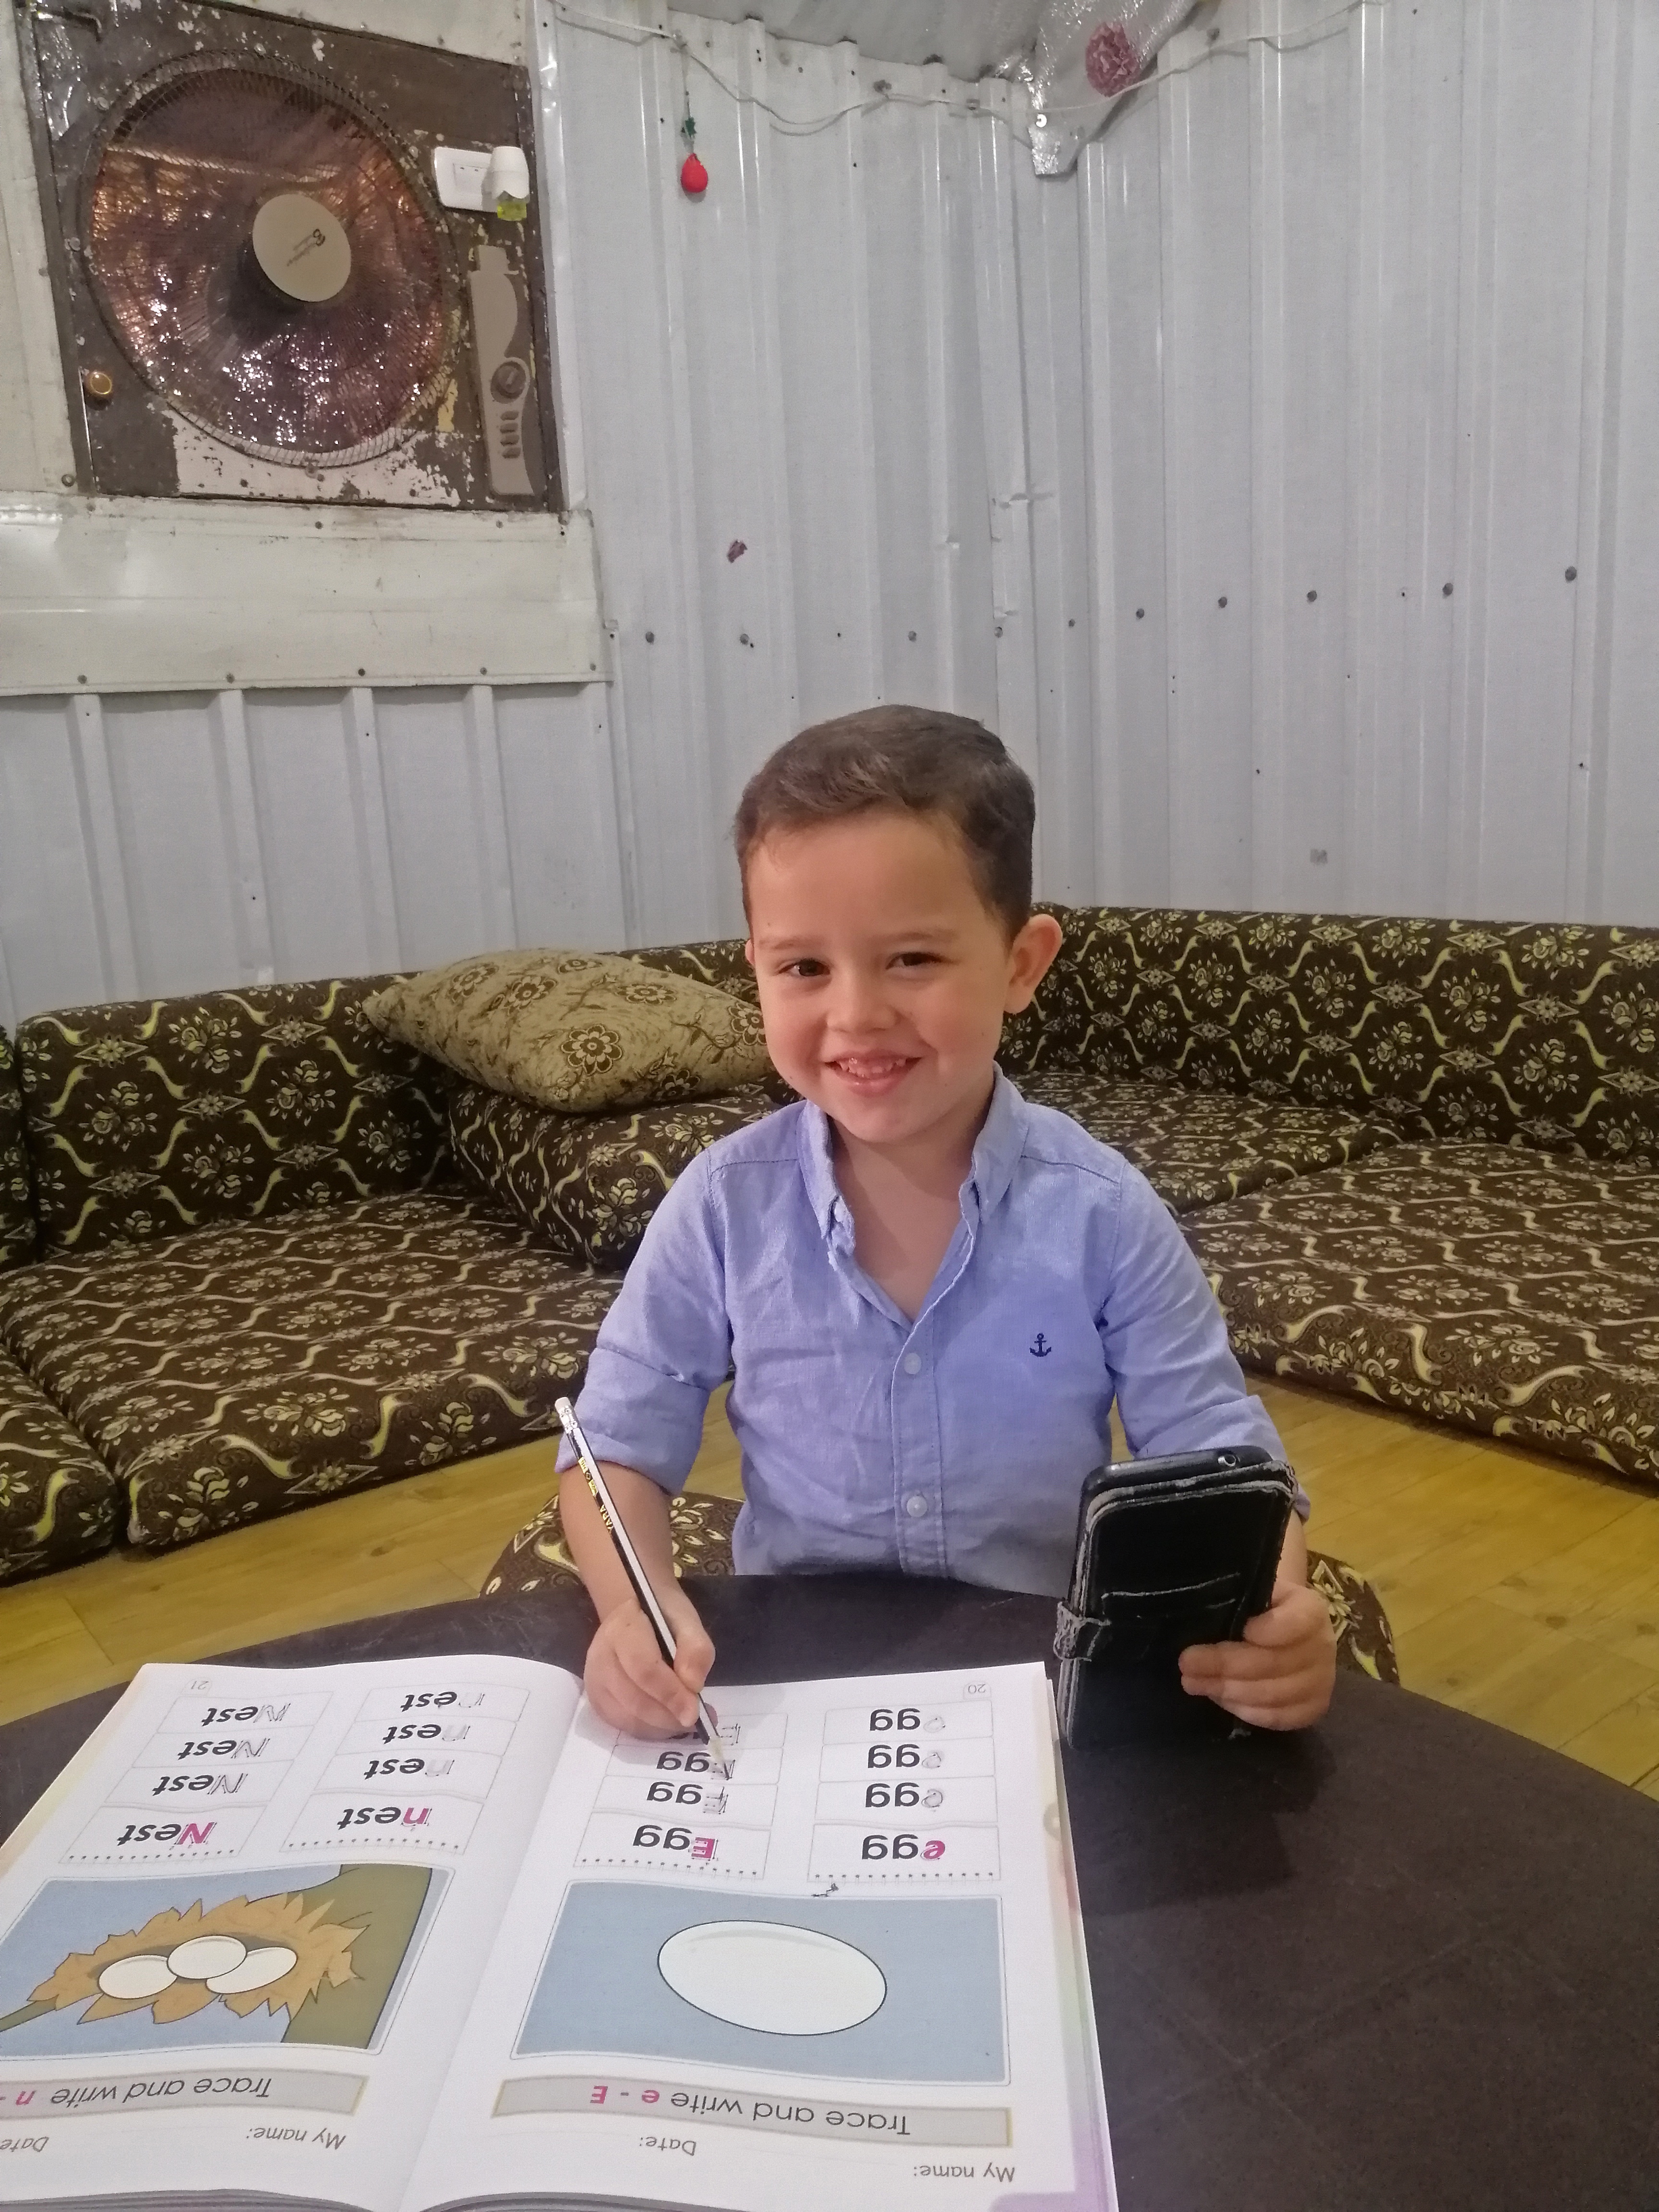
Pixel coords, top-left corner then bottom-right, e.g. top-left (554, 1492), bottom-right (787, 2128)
top-left (433, 145), bottom-right (493, 210)
top-left (434, 144), bottom-right (530, 216)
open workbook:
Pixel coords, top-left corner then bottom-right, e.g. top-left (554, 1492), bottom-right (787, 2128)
top-left (0, 1653), bottom-right (1113, 2212)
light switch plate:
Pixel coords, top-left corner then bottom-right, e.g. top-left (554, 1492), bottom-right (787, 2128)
top-left (433, 144), bottom-right (492, 210)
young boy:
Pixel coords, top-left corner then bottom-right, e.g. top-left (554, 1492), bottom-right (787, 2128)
top-left (558, 707), bottom-right (1335, 1737)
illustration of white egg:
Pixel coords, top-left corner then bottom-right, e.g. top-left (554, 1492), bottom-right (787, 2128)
top-left (96, 1953), bottom-right (176, 2000)
top-left (206, 1944), bottom-right (297, 1995)
top-left (658, 1922), bottom-right (886, 2036)
top-left (166, 1936), bottom-right (248, 1981)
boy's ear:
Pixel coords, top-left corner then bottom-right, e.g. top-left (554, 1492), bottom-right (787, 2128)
top-left (1004, 912), bottom-right (1064, 1015)
top-left (744, 939), bottom-right (755, 967)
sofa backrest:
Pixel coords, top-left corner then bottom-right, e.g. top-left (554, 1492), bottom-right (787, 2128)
top-left (0, 1029), bottom-right (36, 1271)
top-left (1052, 907), bottom-right (1659, 1162)
top-left (18, 977), bottom-right (451, 1259)
top-left (627, 938), bottom-right (757, 1002)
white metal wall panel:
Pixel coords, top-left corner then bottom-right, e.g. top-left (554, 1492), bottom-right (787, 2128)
top-left (1007, 140), bottom-right (1097, 901)
top-left (0, 700), bottom-right (118, 1028)
top-left (95, 695), bottom-right (251, 1000)
top-left (6, 0), bottom-right (1659, 1029)
top-left (1447, 0), bottom-right (1602, 921)
top-left (671, 19), bottom-right (802, 926)
top-left (1079, 89), bottom-right (1170, 907)
top-left (768, 40), bottom-right (887, 733)
top-left (1597, 0), bottom-right (1659, 926)
top-left (1249, 0), bottom-right (1351, 913)
top-left (495, 684), bottom-right (630, 950)
top-left (1341, 0), bottom-right (1466, 917)
top-left (547, 1), bottom-right (727, 944)
top-left (243, 690), bottom-right (394, 985)
top-left (1156, 10), bottom-right (1255, 909)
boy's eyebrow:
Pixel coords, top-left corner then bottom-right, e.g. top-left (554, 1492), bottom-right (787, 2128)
top-left (754, 922), bottom-right (960, 953)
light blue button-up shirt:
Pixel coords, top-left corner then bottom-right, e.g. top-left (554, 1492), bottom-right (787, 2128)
top-left (559, 1070), bottom-right (1292, 1599)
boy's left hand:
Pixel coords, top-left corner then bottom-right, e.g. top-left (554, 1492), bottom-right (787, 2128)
top-left (1178, 1569), bottom-right (1336, 1730)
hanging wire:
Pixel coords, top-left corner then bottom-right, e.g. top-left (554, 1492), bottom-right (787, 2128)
top-left (551, 0), bottom-right (1392, 155)
top-left (553, 4), bottom-right (1002, 139)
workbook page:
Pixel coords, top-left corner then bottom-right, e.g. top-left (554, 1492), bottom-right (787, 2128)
top-left (0, 1655), bottom-right (580, 2212)
top-left (409, 1660), bottom-right (1113, 2212)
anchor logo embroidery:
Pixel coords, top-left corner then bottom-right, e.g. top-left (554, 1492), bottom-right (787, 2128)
top-left (1030, 1333), bottom-right (1053, 1358)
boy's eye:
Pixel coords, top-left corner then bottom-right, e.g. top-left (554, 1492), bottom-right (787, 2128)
top-left (892, 951), bottom-right (939, 969)
top-left (781, 958), bottom-right (827, 979)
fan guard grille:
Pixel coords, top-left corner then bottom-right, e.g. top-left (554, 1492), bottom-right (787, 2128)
top-left (83, 55), bottom-right (458, 468)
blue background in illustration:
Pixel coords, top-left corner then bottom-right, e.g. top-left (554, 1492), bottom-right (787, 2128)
top-left (518, 1884), bottom-right (1006, 2082)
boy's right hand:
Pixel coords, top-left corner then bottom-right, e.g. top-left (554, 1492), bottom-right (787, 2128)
top-left (584, 1587), bottom-right (714, 1739)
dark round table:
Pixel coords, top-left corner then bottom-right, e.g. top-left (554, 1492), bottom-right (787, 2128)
top-left (2, 1575), bottom-right (1656, 2212)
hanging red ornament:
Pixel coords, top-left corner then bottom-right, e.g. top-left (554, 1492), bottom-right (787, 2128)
top-left (1085, 19), bottom-right (1142, 97)
top-left (681, 149), bottom-right (708, 196)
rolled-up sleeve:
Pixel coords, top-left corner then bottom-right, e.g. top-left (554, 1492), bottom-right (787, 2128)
top-left (553, 1153), bottom-right (733, 1494)
top-left (1095, 1161), bottom-right (1308, 1516)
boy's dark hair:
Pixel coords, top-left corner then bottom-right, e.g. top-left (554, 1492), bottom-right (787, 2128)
top-left (733, 705), bottom-right (1035, 936)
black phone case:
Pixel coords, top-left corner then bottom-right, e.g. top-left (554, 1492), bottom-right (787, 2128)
top-left (1054, 1447), bottom-right (1298, 1748)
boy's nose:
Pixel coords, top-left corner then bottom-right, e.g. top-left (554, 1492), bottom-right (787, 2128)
top-left (826, 971), bottom-right (897, 1036)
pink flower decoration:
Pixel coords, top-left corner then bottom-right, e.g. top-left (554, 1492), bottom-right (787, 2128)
top-left (1085, 19), bottom-right (1142, 97)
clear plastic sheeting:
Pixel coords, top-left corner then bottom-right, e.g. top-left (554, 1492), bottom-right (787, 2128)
top-left (1006, 0), bottom-right (1192, 174)
top-left (663, 0), bottom-right (1045, 81)
top-left (85, 56), bottom-right (457, 466)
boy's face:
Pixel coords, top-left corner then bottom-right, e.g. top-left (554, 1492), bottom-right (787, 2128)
top-left (744, 810), bottom-right (1062, 1157)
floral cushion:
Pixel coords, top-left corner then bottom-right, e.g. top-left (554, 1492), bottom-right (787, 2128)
top-left (448, 1081), bottom-right (781, 1270)
top-left (1185, 1145), bottom-right (1659, 1485)
top-left (17, 978), bottom-right (449, 1261)
top-left (1307, 1551), bottom-right (1400, 1684)
top-left (1019, 1070), bottom-right (1403, 1214)
top-left (0, 1348), bottom-right (120, 1584)
top-left (481, 1488), bottom-right (741, 1598)
top-left (478, 1489), bottom-right (1399, 1684)
top-left (365, 951), bottom-right (772, 1113)
top-left (0, 1030), bottom-right (34, 1272)
top-left (0, 1189), bottom-right (620, 1553)
top-left (1055, 908), bottom-right (1659, 1162)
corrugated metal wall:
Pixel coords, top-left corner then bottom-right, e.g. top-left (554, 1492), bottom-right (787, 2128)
top-left (4, 0), bottom-right (1657, 1028)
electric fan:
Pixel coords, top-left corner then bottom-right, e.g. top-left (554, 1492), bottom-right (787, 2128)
top-left (83, 55), bottom-right (457, 468)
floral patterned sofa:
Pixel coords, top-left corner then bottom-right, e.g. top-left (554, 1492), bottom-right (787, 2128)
top-left (0, 983), bottom-right (621, 1581)
top-left (2, 904), bottom-right (1655, 1588)
top-left (456, 908), bottom-right (1659, 1491)
top-left (1072, 910), bottom-right (1659, 1483)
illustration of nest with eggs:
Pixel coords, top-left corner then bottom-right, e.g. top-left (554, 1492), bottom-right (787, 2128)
top-left (0, 1864), bottom-right (435, 2052)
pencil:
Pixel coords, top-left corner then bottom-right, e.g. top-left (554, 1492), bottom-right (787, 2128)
top-left (554, 1396), bottom-right (730, 1776)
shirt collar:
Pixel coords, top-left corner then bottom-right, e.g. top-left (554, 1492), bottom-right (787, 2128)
top-left (796, 1067), bottom-right (1028, 1242)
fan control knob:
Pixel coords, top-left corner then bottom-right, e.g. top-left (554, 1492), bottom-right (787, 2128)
top-left (251, 192), bottom-right (352, 303)
top-left (490, 360), bottom-right (528, 401)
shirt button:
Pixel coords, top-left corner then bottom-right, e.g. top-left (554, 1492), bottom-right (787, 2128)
top-left (902, 1352), bottom-right (923, 1375)
top-left (904, 1492), bottom-right (929, 1518)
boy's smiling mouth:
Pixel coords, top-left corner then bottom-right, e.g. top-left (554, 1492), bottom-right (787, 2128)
top-left (827, 1052), bottom-right (916, 1094)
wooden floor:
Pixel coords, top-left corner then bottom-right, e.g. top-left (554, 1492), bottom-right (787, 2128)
top-left (4, 1379), bottom-right (1659, 1798)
